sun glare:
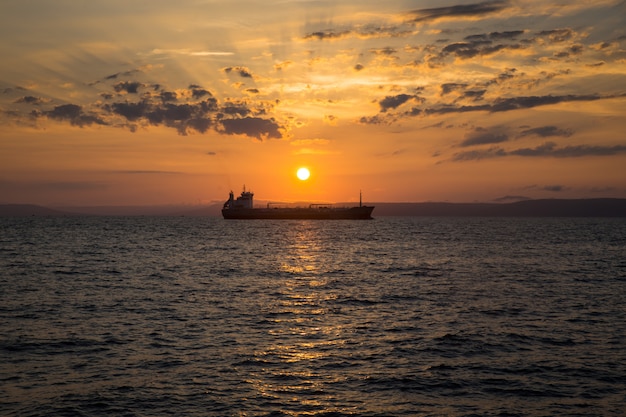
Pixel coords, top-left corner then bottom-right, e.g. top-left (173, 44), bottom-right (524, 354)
top-left (297, 167), bottom-right (310, 181)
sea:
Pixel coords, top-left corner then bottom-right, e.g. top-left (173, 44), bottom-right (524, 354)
top-left (1, 216), bottom-right (625, 416)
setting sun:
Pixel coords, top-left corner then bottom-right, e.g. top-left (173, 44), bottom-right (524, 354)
top-left (296, 167), bottom-right (310, 181)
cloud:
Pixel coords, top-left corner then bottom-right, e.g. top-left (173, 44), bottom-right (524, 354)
top-left (537, 28), bottom-right (575, 43)
top-left (407, 0), bottom-right (509, 23)
top-left (452, 142), bottom-right (626, 161)
top-left (302, 23), bottom-right (414, 42)
top-left (220, 117), bottom-right (282, 140)
top-left (189, 85), bottom-right (213, 99)
top-left (103, 69), bottom-right (143, 81)
top-left (543, 185), bottom-right (566, 192)
top-left (8, 79), bottom-right (286, 138)
top-left (303, 30), bottom-right (351, 41)
top-left (379, 94), bottom-right (419, 112)
top-left (370, 47), bottom-right (398, 56)
top-left (424, 93), bottom-right (621, 115)
top-left (462, 90), bottom-right (486, 101)
top-left (466, 30), bottom-right (525, 41)
top-left (440, 39), bottom-right (525, 59)
top-left (359, 114), bottom-right (392, 125)
top-left (105, 99), bottom-right (218, 135)
top-left (220, 102), bottom-right (251, 117)
top-left (223, 66), bottom-right (254, 78)
top-left (441, 83), bottom-right (468, 95)
top-left (114, 81), bottom-right (144, 94)
top-left (109, 101), bottom-right (149, 122)
top-left (451, 147), bottom-right (507, 161)
top-left (490, 94), bottom-right (605, 112)
top-left (43, 104), bottom-right (107, 127)
top-left (14, 96), bottom-right (47, 105)
top-left (460, 130), bottom-right (509, 147)
top-left (518, 125), bottom-right (573, 138)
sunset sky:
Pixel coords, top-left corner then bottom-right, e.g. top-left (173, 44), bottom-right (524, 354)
top-left (1, 0), bottom-right (625, 206)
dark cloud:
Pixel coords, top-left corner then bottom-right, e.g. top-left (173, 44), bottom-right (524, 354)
top-left (14, 96), bottom-right (46, 105)
top-left (451, 147), bottom-right (507, 161)
top-left (359, 114), bottom-right (389, 125)
top-left (303, 30), bottom-right (350, 41)
top-left (220, 117), bottom-right (282, 140)
top-left (159, 91), bottom-right (178, 102)
top-left (110, 101), bottom-right (150, 122)
top-left (441, 83), bottom-right (468, 95)
top-left (424, 93), bottom-right (619, 115)
top-left (543, 185), bottom-right (565, 192)
top-left (185, 117), bottom-right (212, 134)
top-left (354, 64), bottom-right (364, 71)
top-left (425, 103), bottom-right (491, 115)
top-left (303, 24), bottom-right (414, 42)
top-left (190, 86), bottom-right (212, 99)
top-left (460, 130), bottom-right (508, 147)
top-left (542, 144), bottom-right (626, 158)
top-left (441, 40), bottom-right (523, 59)
top-left (518, 125), bottom-right (573, 138)
top-left (1, 86), bottom-right (27, 94)
top-left (107, 99), bottom-right (218, 135)
top-left (408, 0), bottom-right (508, 23)
top-left (490, 94), bottom-right (604, 112)
top-left (379, 94), bottom-right (416, 112)
top-left (219, 103), bottom-right (251, 117)
top-left (403, 107), bottom-right (422, 117)
top-left (223, 66), bottom-right (253, 78)
top-left (44, 104), bottom-right (106, 127)
top-left (462, 90), bottom-right (486, 101)
top-left (2, 80), bottom-right (284, 139)
top-left (370, 47), bottom-right (398, 56)
top-left (113, 81), bottom-right (143, 94)
top-left (104, 68), bottom-right (142, 81)
top-left (538, 28), bottom-right (574, 43)
top-left (465, 30), bottom-right (525, 41)
top-left (452, 142), bottom-right (626, 161)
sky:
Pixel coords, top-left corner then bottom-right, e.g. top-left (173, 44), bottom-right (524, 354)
top-left (1, 0), bottom-right (625, 206)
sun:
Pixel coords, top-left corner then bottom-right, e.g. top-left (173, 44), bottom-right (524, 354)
top-left (296, 167), bottom-right (310, 181)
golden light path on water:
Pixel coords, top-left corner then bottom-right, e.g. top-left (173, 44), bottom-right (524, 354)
top-left (245, 224), bottom-right (355, 414)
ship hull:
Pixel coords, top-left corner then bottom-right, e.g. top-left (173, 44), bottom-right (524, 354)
top-left (222, 206), bottom-right (374, 220)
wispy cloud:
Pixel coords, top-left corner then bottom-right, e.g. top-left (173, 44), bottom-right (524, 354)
top-left (452, 142), bottom-right (626, 161)
top-left (149, 49), bottom-right (234, 57)
top-left (407, 1), bottom-right (509, 23)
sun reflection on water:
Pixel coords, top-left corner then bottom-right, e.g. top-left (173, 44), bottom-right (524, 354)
top-left (246, 222), bottom-right (354, 414)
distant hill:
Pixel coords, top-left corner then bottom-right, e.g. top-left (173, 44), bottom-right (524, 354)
top-left (1, 199), bottom-right (625, 217)
top-left (371, 199), bottom-right (626, 217)
top-left (0, 204), bottom-right (73, 216)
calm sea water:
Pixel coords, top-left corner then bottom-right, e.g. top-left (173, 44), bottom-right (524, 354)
top-left (1, 216), bottom-right (625, 416)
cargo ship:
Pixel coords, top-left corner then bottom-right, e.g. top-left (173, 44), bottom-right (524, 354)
top-left (222, 187), bottom-right (374, 219)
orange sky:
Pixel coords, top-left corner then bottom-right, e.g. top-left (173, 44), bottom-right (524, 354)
top-left (1, 0), bottom-right (625, 206)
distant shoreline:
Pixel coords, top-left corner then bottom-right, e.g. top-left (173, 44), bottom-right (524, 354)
top-left (1, 198), bottom-right (625, 217)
